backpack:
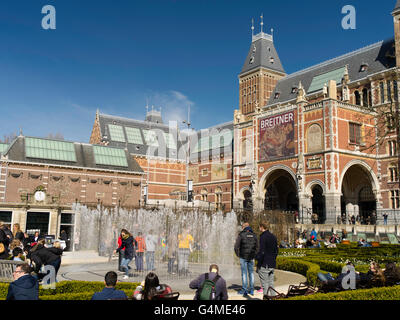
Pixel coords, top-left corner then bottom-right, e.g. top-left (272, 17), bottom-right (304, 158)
top-left (198, 273), bottom-right (220, 300)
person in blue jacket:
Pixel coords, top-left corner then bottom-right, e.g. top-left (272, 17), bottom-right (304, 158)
top-left (91, 271), bottom-right (127, 300)
top-left (6, 263), bottom-right (39, 300)
top-left (310, 228), bottom-right (318, 241)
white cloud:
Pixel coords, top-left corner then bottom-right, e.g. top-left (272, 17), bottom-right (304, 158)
top-left (146, 90), bottom-right (195, 129)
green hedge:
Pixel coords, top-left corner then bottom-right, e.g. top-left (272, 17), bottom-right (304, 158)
top-left (276, 257), bottom-right (320, 285)
top-left (0, 281), bottom-right (139, 300)
top-left (287, 285), bottom-right (400, 300)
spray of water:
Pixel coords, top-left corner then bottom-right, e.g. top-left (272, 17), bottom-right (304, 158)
top-left (72, 203), bottom-right (238, 280)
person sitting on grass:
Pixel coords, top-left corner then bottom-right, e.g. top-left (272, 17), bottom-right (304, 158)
top-left (133, 272), bottom-right (173, 300)
top-left (359, 261), bottom-right (385, 288)
top-left (383, 262), bottom-right (400, 286)
top-left (317, 262), bottom-right (360, 291)
top-left (91, 271), bottom-right (128, 300)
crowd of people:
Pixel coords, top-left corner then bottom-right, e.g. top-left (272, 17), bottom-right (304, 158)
top-left (114, 228), bottom-right (195, 280)
top-left (0, 221), bottom-right (65, 289)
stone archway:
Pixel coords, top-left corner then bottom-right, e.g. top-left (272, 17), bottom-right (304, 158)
top-left (311, 185), bottom-right (325, 224)
top-left (340, 162), bottom-right (378, 224)
top-left (260, 166), bottom-right (298, 211)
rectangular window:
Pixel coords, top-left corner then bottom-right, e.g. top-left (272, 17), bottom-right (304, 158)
top-left (387, 80), bottom-right (392, 102)
top-left (349, 123), bottom-right (362, 144)
top-left (380, 82), bottom-right (385, 104)
top-left (394, 80), bottom-right (398, 101)
top-left (391, 190), bottom-right (400, 209)
top-left (201, 169), bottom-right (208, 177)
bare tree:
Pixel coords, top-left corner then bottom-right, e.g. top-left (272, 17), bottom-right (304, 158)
top-left (0, 132), bottom-right (17, 144)
top-left (46, 133), bottom-right (65, 140)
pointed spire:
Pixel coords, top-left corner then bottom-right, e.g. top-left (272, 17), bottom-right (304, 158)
top-left (251, 18), bottom-right (254, 37)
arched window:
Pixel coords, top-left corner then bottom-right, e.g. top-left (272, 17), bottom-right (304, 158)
top-left (355, 91), bottom-right (361, 105)
top-left (215, 187), bottom-right (223, 210)
top-left (201, 188), bottom-right (208, 202)
top-left (307, 124), bottom-right (323, 153)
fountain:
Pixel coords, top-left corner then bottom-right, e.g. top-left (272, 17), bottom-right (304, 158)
top-left (72, 203), bottom-right (239, 281)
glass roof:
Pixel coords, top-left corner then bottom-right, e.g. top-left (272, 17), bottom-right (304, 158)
top-left (108, 124), bottom-right (126, 142)
top-left (308, 67), bottom-right (346, 93)
top-left (93, 145), bottom-right (128, 167)
top-left (142, 129), bottom-right (159, 147)
top-left (192, 130), bottom-right (233, 153)
top-left (0, 143), bottom-right (8, 155)
top-left (125, 127), bottom-right (143, 145)
top-left (25, 137), bottom-right (77, 162)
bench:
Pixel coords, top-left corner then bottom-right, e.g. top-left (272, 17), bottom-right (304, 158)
top-left (0, 260), bottom-right (26, 283)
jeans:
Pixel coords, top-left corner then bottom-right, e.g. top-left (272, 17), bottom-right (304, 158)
top-left (135, 252), bottom-right (144, 271)
top-left (258, 267), bottom-right (275, 296)
top-left (146, 251), bottom-right (155, 271)
top-left (317, 272), bottom-right (335, 282)
top-left (120, 257), bottom-right (132, 276)
top-left (239, 258), bottom-right (254, 293)
top-left (178, 248), bottom-right (190, 272)
top-left (168, 257), bottom-right (175, 273)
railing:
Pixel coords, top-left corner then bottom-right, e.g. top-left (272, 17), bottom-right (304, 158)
top-left (0, 260), bottom-right (26, 283)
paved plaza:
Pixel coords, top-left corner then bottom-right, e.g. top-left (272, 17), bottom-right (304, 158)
top-left (58, 251), bottom-right (306, 300)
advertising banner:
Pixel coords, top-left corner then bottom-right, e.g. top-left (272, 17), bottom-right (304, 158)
top-left (259, 111), bottom-right (295, 161)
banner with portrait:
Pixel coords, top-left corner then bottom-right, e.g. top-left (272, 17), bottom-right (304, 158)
top-left (259, 111), bottom-right (295, 161)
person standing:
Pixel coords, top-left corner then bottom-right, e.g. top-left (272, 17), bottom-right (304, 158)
top-left (135, 232), bottom-right (146, 273)
top-left (177, 228), bottom-right (194, 276)
top-left (6, 263), bottom-right (39, 300)
top-left (234, 222), bottom-right (258, 296)
top-left (256, 221), bottom-right (278, 299)
top-left (145, 230), bottom-right (157, 271)
top-left (114, 229), bottom-right (136, 280)
top-left (383, 213), bottom-right (388, 225)
top-left (167, 235), bottom-right (177, 275)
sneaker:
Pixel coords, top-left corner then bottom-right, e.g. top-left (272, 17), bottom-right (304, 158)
top-left (249, 290), bottom-right (254, 295)
top-left (257, 288), bottom-right (263, 293)
top-left (123, 275), bottom-right (129, 280)
top-left (238, 289), bottom-right (247, 295)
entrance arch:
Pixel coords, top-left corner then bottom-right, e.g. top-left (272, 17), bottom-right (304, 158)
top-left (259, 166), bottom-right (298, 211)
top-left (311, 185), bottom-right (325, 224)
top-left (340, 162), bottom-right (378, 224)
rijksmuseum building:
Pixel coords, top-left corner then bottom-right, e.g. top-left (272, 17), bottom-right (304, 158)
top-left (2, 2), bottom-right (400, 240)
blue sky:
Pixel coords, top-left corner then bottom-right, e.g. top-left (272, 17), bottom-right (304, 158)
top-left (0, 0), bottom-right (396, 142)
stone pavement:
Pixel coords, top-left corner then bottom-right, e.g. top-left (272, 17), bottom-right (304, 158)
top-left (59, 250), bottom-right (306, 300)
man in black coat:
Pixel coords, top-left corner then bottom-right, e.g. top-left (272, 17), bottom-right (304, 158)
top-left (6, 263), bottom-right (39, 300)
top-left (234, 222), bottom-right (258, 296)
top-left (255, 221), bottom-right (278, 299)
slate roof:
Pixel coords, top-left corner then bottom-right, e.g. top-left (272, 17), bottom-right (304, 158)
top-left (2, 136), bottom-right (144, 174)
top-left (98, 112), bottom-right (234, 161)
top-left (98, 112), bottom-right (186, 160)
top-left (267, 38), bottom-right (396, 106)
top-left (240, 32), bottom-right (285, 76)
top-left (189, 121), bottom-right (234, 161)
top-left (393, 0), bottom-right (400, 13)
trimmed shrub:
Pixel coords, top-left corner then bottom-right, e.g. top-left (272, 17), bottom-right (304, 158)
top-left (287, 285), bottom-right (400, 300)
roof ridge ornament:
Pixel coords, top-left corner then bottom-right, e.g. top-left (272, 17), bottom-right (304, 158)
top-left (260, 13), bottom-right (264, 33)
